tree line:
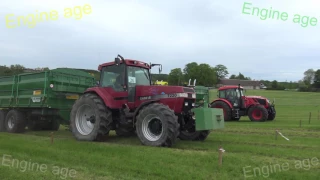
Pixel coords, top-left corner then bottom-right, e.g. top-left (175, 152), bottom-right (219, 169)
top-left (1, 64), bottom-right (319, 92)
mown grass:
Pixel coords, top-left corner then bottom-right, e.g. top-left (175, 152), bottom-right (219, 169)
top-left (0, 90), bottom-right (320, 180)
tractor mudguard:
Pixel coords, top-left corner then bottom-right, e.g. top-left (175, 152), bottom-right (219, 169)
top-left (210, 98), bottom-right (233, 108)
top-left (84, 88), bottom-right (116, 108)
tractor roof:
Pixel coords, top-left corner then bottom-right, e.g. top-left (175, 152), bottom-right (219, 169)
top-left (98, 59), bottom-right (150, 70)
top-left (218, 85), bottom-right (243, 90)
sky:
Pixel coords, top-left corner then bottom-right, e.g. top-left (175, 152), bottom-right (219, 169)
top-left (1, 0), bottom-right (320, 82)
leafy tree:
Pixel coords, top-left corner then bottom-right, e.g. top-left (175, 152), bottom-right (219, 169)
top-left (183, 62), bottom-right (198, 82)
top-left (271, 80), bottom-right (278, 89)
top-left (313, 69), bottom-right (320, 88)
top-left (214, 64), bottom-right (229, 80)
top-left (303, 69), bottom-right (315, 86)
top-left (197, 64), bottom-right (217, 86)
top-left (229, 73), bottom-right (251, 80)
top-left (168, 68), bottom-right (183, 85)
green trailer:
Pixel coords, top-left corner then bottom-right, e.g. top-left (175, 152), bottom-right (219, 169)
top-left (0, 68), bottom-right (95, 133)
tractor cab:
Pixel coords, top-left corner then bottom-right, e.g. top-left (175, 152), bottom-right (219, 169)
top-left (217, 85), bottom-right (246, 109)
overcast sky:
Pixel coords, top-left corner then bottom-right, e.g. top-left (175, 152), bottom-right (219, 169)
top-left (1, 0), bottom-right (320, 82)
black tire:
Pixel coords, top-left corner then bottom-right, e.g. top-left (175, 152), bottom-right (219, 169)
top-left (5, 110), bottom-right (27, 133)
top-left (248, 105), bottom-right (268, 122)
top-left (70, 93), bottom-right (112, 141)
top-left (27, 120), bottom-right (43, 131)
top-left (210, 101), bottom-right (232, 121)
top-left (0, 110), bottom-right (8, 132)
top-left (179, 130), bottom-right (210, 141)
top-left (268, 109), bottom-right (276, 121)
top-left (136, 103), bottom-right (179, 147)
top-left (51, 118), bottom-right (60, 131)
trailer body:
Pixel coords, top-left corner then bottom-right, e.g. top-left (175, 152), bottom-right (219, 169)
top-left (0, 68), bottom-right (95, 132)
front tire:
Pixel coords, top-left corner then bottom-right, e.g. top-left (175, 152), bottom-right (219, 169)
top-left (268, 107), bottom-right (276, 121)
top-left (5, 110), bottom-right (27, 133)
top-left (248, 105), bottom-right (268, 122)
top-left (136, 103), bottom-right (179, 147)
top-left (70, 93), bottom-right (112, 141)
top-left (179, 130), bottom-right (210, 141)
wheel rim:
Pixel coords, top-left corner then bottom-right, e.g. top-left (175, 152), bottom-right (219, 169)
top-left (75, 104), bottom-right (95, 135)
top-left (252, 109), bottom-right (262, 120)
top-left (142, 114), bottom-right (163, 141)
top-left (7, 116), bottom-right (15, 129)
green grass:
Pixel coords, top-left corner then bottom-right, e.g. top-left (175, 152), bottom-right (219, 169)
top-left (1, 90), bottom-right (320, 180)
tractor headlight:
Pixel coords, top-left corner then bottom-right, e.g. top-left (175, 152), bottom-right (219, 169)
top-left (192, 93), bottom-right (196, 98)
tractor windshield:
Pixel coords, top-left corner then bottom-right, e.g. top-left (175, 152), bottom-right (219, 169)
top-left (236, 88), bottom-right (245, 97)
top-left (127, 66), bottom-right (151, 87)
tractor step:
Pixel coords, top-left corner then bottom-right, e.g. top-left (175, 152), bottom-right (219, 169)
top-left (232, 109), bottom-right (246, 118)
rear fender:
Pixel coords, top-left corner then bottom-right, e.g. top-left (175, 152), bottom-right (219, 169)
top-left (84, 88), bottom-right (115, 108)
top-left (210, 98), bottom-right (233, 108)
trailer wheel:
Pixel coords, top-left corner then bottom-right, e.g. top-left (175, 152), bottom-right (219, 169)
top-left (179, 130), bottom-right (210, 141)
top-left (70, 93), bottom-right (112, 141)
top-left (5, 110), bottom-right (27, 133)
top-left (210, 101), bottom-right (232, 121)
top-left (0, 110), bottom-right (8, 132)
top-left (136, 103), bottom-right (179, 147)
top-left (27, 120), bottom-right (43, 131)
top-left (248, 105), bottom-right (268, 122)
top-left (51, 118), bottom-right (60, 131)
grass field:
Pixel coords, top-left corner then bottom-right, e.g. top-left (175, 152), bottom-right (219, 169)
top-left (0, 90), bottom-right (320, 180)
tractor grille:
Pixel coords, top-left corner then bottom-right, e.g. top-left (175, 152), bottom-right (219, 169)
top-left (183, 99), bottom-right (194, 112)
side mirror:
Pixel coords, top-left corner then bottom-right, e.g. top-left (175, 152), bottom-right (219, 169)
top-left (115, 57), bottom-right (121, 65)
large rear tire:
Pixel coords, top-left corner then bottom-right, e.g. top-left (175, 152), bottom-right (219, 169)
top-left (5, 110), bottom-right (27, 133)
top-left (179, 130), bottom-right (210, 141)
top-left (136, 103), bottom-right (179, 147)
top-left (70, 93), bottom-right (112, 141)
top-left (210, 101), bottom-right (232, 121)
top-left (0, 110), bottom-right (8, 132)
top-left (248, 105), bottom-right (268, 122)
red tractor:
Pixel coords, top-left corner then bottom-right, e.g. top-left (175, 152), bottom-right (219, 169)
top-left (210, 85), bottom-right (276, 122)
top-left (69, 55), bottom-right (220, 147)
